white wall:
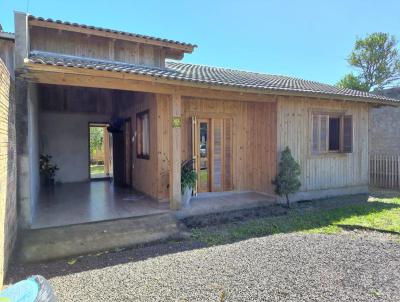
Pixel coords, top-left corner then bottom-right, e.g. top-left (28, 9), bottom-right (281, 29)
top-left (39, 112), bottom-right (110, 183)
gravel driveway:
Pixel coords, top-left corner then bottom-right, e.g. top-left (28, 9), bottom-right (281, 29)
top-left (9, 233), bottom-right (400, 301)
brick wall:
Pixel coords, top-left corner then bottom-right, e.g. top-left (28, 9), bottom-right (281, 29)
top-left (0, 58), bottom-right (17, 285)
top-left (370, 106), bottom-right (400, 155)
top-left (370, 88), bottom-right (400, 155)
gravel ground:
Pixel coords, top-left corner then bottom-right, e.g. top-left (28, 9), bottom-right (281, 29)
top-left (8, 232), bottom-right (400, 301)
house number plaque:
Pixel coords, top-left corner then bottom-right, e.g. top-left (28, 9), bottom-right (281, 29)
top-left (172, 116), bottom-right (182, 128)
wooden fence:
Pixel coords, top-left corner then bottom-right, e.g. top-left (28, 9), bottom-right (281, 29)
top-left (370, 155), bottom-right (400, 189)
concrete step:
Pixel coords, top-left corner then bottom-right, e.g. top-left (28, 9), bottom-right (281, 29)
top-left (17, 213), bottom-right (186, 263)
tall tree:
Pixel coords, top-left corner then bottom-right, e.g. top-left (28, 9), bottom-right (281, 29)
top-left (337, 73), bottom-right (370, 92)
top-left (337, 33), bottom-right (400, 91)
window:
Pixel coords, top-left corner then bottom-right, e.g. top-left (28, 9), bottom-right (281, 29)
top-left (136, 110), bottom-right (150, 159)
top-left (312, 113), bottom-right (352, 155)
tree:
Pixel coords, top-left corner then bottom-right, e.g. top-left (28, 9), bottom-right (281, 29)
top-left (338, 32), bottom-right (400, 91)
top-left (337, 73), bottom-right (369, 92)
top-left (89, 127), bottom-right (104, 156)
top-left (273, 147), bottom-right (301, 207)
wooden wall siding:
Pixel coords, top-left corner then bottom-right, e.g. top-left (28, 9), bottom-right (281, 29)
top-left (155, 94), bottom-right (171, 200)
top-left (181, 97), bottom-right (277, 194)
top-left (30, 27), bottom-right (165, 67)
top-left (277, 96), bottom-right (369, 192)
top-left (118, 92), bottom-right (159, 199)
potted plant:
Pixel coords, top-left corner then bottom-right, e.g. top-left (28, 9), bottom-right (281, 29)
top-left (40, 154), bottom-right (59, 186)
top-left (181, 159), bottom-right (197, 207)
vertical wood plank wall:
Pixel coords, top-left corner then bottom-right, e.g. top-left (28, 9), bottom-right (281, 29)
top-left (29, 27), bottom-right (166, 67)
top-left (118, 92), bottom-right (160, 199)
top-left (277, 96), bottom-right (370, 192)
top-left (156, 94), bottom-right (172, 201)
top-left (181, 97), bottom-right (277, 195)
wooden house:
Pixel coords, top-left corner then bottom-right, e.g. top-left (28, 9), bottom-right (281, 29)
top-left (6, 11), bottom-right (399, 234)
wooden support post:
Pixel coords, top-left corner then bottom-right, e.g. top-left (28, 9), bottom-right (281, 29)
top-left (169, 94), bottom-right (182, 209)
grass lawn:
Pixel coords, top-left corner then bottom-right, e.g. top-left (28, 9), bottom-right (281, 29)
top-left (191, 192), bottom-right (400, 246)
top-left (90, 164), bottom-right (105, 175)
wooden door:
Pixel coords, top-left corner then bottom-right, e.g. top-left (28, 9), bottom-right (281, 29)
top-left (192, 117), bottom-right (233, 193)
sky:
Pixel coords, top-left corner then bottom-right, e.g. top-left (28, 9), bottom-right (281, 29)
top-left (1, 0), bottom-right (399, 85)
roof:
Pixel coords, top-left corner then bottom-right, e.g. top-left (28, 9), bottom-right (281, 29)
top-left (26, 50), bottom-right (400, 105)
top-left (0, 31), bottom-right (15, 41)
top-left (28, 15), bottom-right (196, 50)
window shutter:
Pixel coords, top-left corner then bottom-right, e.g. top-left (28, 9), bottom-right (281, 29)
top-left (211, 119), bottom-right (223, 192)
top-left (190, 116), bottom-right (198, 196)
top-left (312, 115), bottom-right (319, 154)
top-left (319, 115), bottom-right (329, 153)
top-left (190, 116), bottom-right (198, 195)
top-left (343, 115), bottom-right (353, 153)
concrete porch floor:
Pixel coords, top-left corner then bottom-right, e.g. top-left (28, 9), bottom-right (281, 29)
top-left (32, 181), bottom-right (170, 229)
top-left (32, 181), bottom-right (276, 229)
top-left (23, 186), bottom-right (277, 262)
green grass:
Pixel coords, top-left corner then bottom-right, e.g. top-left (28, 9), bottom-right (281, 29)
top-left (199, 170), bottom-right (208, 183)
top-left (191, 195), bottom-right (400, 246)
top-left (90, 165), bottom-right (105, 175)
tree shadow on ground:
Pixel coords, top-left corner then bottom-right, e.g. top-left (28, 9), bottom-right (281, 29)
top-left (6, 193), bottom-right (400, 283)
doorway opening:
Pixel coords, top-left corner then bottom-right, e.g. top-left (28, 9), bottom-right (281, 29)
top-left (89, 123), bottom-right (112, 180)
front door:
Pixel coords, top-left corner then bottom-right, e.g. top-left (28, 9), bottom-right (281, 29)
top-left (192, 117), bottom-right (233, 193)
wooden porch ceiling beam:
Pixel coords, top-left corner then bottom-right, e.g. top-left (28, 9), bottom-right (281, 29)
top-left (23, 65), bottom-right (280, 103)
top-left (29, 19), bottom-right (195, 53)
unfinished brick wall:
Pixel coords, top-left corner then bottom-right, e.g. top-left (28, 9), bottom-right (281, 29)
top-left (0, 58), bottom-right (17, 285)
top-left (370, 106), bottom-right (400, 155)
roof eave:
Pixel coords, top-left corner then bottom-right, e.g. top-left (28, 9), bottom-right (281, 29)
top-left (23, 62), bottom-right (399, 106)
top-left (27, 15), bottom-right (196, 53)
top-left (0, 32), bottom-right (15, 41)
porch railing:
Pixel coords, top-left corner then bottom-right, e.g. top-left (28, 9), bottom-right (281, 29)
top-left (370, 154), bottom-right (400, 189)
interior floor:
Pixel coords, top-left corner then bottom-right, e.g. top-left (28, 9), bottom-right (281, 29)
top-left (32, 181), bottom-right (170, 229)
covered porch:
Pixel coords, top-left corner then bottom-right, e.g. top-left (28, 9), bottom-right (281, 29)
top-left (19, 50), bottom-right (277, 231)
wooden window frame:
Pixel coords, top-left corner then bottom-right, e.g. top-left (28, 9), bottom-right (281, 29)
top-left (311, 111), bottom-right (353, 156)
top-left (136, 110), bottom-right (150, 160)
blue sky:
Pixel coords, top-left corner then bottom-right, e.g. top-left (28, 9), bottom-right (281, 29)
top-left (1, 0), bottom-right (399, 85)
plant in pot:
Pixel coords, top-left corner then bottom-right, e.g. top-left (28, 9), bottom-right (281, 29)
top-left (181, 159), bottom-right (197, 207)
top-left (40, 154), bottom-right (59, 187)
